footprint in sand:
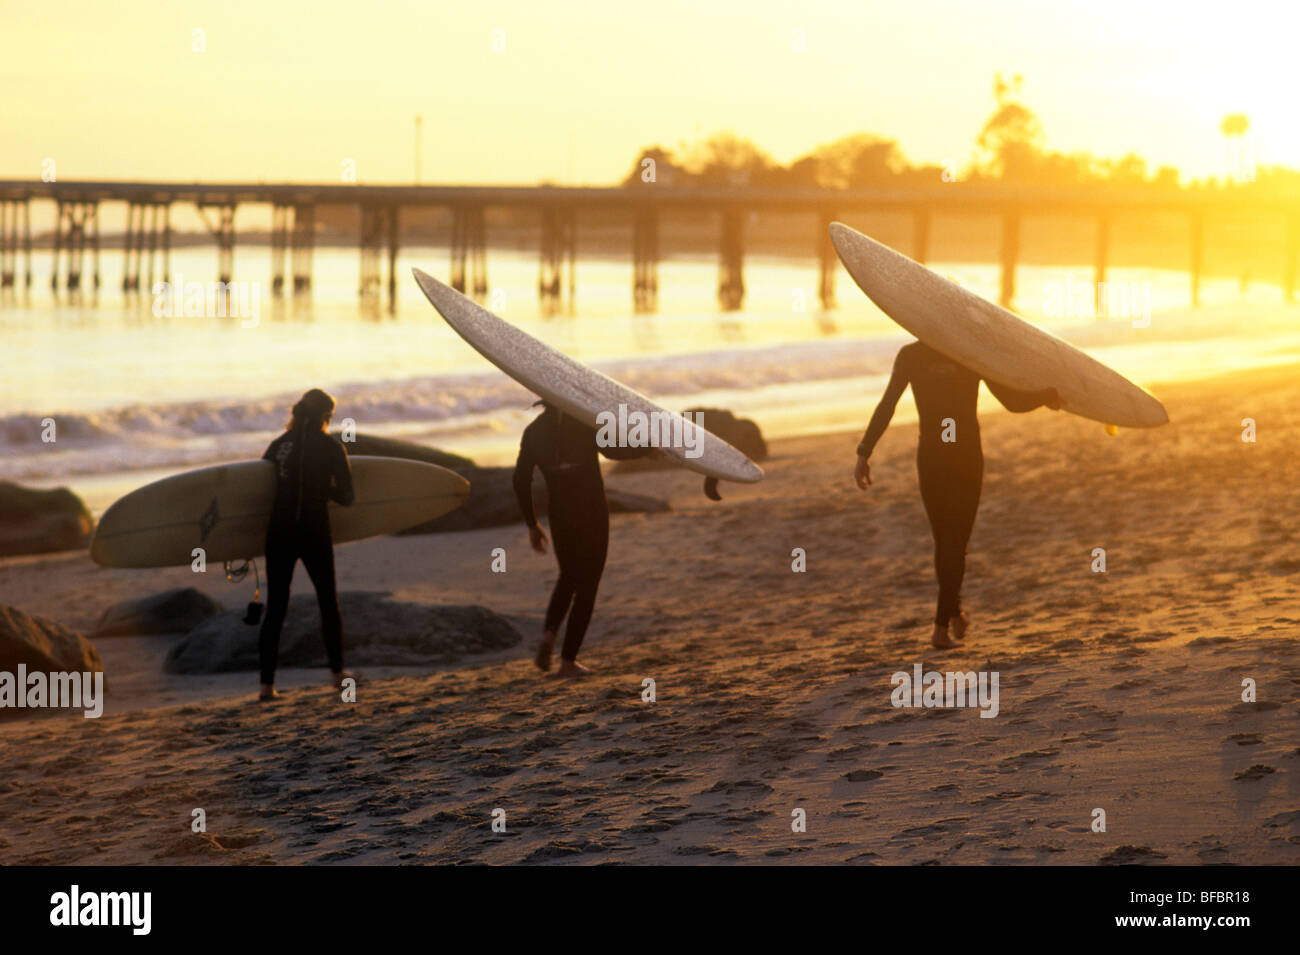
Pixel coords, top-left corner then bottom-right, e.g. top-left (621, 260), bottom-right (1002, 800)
top-left (1099, 845), bottom-right (1168, 865)
top-left (1000, 748), bottom-right (1060, 767)
top-left (1188, 837), bottom-right (1230, 860)
top-left (1240, 700), bottom-right (1284, 711)
top-left (845, 851), bottom-right (881, 864)
top-left (153, 829), bottom-right (267, 859)
top-left (1261, 808), bottom-right (1300, 834)
top-left (898, 818), bottom-right (969, 839)
top-left (705, 780), bottom-right (774, 797)
top-left (1110, 678), bottom-right (1152, 691)
top-left (843, 769), bottom-right (884, 782)
top-left (523, 841), bottom-right (600, 861)
top-left (1226, 733), bottom-right (1263, 746)
top-left (1233, 764), bottom-right (1277, 781)
top-left (671, 843), bottom-right (725, 857)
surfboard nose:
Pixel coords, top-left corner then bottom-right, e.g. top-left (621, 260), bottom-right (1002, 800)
top-left (411, 266), bottom-right (438, 295)
top-left (829, 221), bottom-right (889, 269)
top-left (828, 221), bottom-right (852, 249)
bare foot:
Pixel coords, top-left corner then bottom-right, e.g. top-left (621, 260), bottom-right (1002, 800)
top-left (951, 612), bottom-right (970, 642)
top-left (930, 623), bottom-right (961, 649)
top-left (258, 685), bottom-right (280, 702)
top-left (555, 659), bottom-right (591, 679)
top-left (535, 631), bottom-right (557, 672)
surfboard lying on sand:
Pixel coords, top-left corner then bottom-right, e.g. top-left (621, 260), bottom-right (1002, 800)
top-left (412, 268), bottom-right (763, 494)
top-left (829, 222), bottom-right (1168, 429)
top-left (90, 456), bottom-right (470, 569)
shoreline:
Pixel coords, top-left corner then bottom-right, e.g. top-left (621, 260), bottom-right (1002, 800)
top-left (9, 327), bottom-right (1300, 515)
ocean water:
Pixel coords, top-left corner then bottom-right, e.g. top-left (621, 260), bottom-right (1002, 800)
top-left (2, 243), bottom-right (1297, 514)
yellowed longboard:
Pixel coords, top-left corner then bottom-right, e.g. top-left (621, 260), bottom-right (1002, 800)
top-left (90, 456), bottom-right (469, 568)
top-left (830, 223), bottom-right (1168, 429)
top-left (413, 268), bottom-right (763, 485)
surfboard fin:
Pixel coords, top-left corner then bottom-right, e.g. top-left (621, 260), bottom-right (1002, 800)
top-left (704, 476), bottom-right (722, 501)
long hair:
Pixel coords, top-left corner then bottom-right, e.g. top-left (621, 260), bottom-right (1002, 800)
top-left (285, 388), bottom-right (336, 433)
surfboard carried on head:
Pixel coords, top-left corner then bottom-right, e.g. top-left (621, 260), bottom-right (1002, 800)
top-left (829, 222), bottom-right (1169, 429)
top-left (412, 268), bottom-right (763, 498)
top-left (90, 456), bottom-right (470, 569)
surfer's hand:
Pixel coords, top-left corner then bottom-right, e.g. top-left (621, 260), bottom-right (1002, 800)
top-left (1044, 388), bottom-right (1062, 411)
top-left (528, 524), bottom-right (549, 554)
top-left (854, 455), bottom-right (872, 490)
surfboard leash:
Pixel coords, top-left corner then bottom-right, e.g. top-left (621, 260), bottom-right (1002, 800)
top-left (224, 559), bottom-right (264, 625)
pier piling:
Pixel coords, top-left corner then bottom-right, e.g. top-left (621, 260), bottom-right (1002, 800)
top-left (52, 200), bottom-right (96, 293)
top-left (271, 203), bottom-right (289, 296)
top-left (1094, 211), bottom-right (1110, 291)
top-left (539, 206), bottom-right (576, 313)
top-left (197, 202), bottom-right (237, 286)
top-left (359, 202), bottom-right (399, 314)
top-left (450, 205), bottom-right (487, 299)
top-left (291, 204), bottom-right (314, 294)
top-left (999, 211), bottom-right (1020, 309)
top-left (0, 199), bottom-right (30, 290)
top-left (122, 201), bottom-right (169, 295)
top-left (718, 209), bottom-right (745, 311)
top-left (818, 210), bottom-right (837, 309)
top-left (912, 207), bottom-right (931, 264)
top-left (632, 206), bottom-right (659, 312)
top-left (1189, 212), bottom-right (1204, 307)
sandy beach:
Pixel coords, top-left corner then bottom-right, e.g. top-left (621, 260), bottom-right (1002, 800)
top-left (1, 364), bottom-right (1298, 865)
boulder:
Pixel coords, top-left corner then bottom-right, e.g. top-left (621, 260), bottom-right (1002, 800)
top-left (0, 482), bottom-right (95, 558)
top-left (610, 407), bottom-right (767, 474)
top-left (93, 587), bottom-right (225, 638)
top-left (690, 407), bottom-right (767, 461)
top-left (0, 604), bottom-right (103, 675)
top-left (163, 591), bottom-right (522, 674)
top-left (606, 488), bottom-right (671, 517)
top-left (400, 466), bottom-right (669, 534)
top-left (331, 432), bottom-right (474, 471)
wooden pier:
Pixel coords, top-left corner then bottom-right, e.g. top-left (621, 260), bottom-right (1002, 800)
top-left (0, 179), bottom-right (1293, 313)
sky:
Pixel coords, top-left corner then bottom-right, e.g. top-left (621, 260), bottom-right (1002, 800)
top-left (3, 0), bottom-right (1297, 186)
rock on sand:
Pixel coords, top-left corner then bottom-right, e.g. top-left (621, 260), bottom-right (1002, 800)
top-left (164, 591), bottom-right (522, 674)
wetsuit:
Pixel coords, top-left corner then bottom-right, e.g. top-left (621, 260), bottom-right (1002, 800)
top-left (258, 427), bottom-right (355, 684)
top-left (512, 410), bottom-right (648, 662)
top-left (858, 342), bottom-right (1052, 626)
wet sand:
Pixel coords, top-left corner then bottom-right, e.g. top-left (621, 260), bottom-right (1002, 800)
top-left (1, 365), bottom-right (1298, 864)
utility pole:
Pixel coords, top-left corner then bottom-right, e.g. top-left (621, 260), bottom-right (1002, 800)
top-left (414, 115), bottom-right (423, 184)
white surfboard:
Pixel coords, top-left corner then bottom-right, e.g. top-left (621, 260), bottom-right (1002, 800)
top-left (830, 223), bottom-right (1168, 429)
top-left (412, 268), bottom-right (763, 486)
top-left (90, 456), bottom-right (470, 569)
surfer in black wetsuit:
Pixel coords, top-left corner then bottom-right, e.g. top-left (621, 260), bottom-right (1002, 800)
top-left (257, 388), bottom-right (355, 701)
top-left (855, 342), bottom-right (1060, 649)
top-left (513, 402), bottom-right (651, 677)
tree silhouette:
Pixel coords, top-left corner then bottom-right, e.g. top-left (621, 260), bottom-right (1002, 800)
top-left (682, 132), bottom-right (775, 187)
top-left (1220, 113), bottom-right (1251, 183)
top-left (805, 133), bottom-right (905, 188)
top-left (1220, 114), bottom-right (1249, 138)
top-left (976, 73), bottom-right (1046, 182)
